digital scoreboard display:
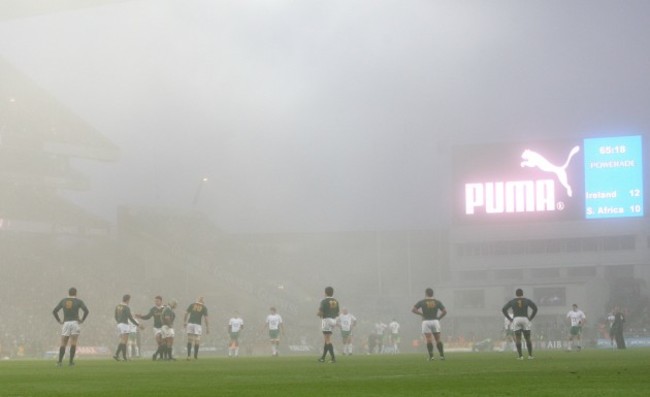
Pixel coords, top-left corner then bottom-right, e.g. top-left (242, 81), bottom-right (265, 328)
top-left (453, 135), bottom-right (645, 224)
top-left (584, 136), bottom-right (644, 219)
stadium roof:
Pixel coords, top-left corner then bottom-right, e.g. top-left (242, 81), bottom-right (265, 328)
top-left (1, 57), bottom-right (119, 161)
top-left (0, 186), bottom-right (110, 229)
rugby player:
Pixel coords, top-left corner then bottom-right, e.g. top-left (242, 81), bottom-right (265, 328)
top-left (502, 288), bottom-right (538, 360)
top-left (114, 294), bottom-right (142, 361)
top-left (317, 286), bottom-right (339, 363)
top-left (412, 288), bottom-right (447, 361)
top-left (184, 297), bottom-right (210, 360)
top-left (52, 287), bottom-right (89, 367)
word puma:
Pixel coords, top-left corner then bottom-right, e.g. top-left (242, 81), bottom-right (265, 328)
top-left (465, 180), bottom-right (555, 215)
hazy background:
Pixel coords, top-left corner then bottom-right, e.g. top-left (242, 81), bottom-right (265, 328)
top-left (1, 0), bottom-right (649, 358)
top-left (2, 0), bottom-right (649, 232)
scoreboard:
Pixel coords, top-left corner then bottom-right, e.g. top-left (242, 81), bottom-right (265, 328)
top-left (453, 135), bottom-right (645, 224)
top-left (584, 136), bottom-right (644, 219)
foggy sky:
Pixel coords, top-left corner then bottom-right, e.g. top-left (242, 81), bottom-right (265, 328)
top-left (1, 0), bottom-right (650, 233)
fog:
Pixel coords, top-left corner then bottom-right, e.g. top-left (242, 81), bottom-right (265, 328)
top-left (1, 0), bottom-right (650, 358)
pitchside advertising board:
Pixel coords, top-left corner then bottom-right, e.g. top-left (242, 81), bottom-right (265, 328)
top-left (453, 135), bottom-right (645, 224)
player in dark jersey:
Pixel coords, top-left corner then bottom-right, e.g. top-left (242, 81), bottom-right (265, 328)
top-left (317, 286), bottom-right (340, 363)
top-left (161, 300), bottom-right (178, 360)
top-left (412, 288), bottom-right (447, 360)
top-left (502, 288), bottom-right (538, 360)
top-left (52, 287), bottom-right (89, 367)
top-left (113, 294), bottom-right (141, 361)
top-left (611, 306), bottom-right (626, 349)
top-left (136, 295), bottom-right (165, 360)
top-left (183, 297), bottom-right (210, 360)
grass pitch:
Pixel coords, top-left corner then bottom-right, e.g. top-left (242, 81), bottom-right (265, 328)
top-left (1, 349), bottom-right (649, 397)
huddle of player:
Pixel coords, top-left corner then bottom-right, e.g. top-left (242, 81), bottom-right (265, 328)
top-left (118, 295), bottom-right (208, 362)
top-left (52, 289), bottom-right (210, 364)
top-left (135, 296), bottom-right (209, 361)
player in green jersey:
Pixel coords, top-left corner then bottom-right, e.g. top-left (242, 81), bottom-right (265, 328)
top-left (184, 297), bottom-right (210, 360)
top-left (114, 294), bottom-right (141, 361)
top-left (412, 288), bottom-right (447, 361)
top-left (52, 287), bottom-right (89, 366)
top-left (611, 305), bottom-right (626, 349)
top-left (161, 300), bottom-right (178, 360)
top-left (136, 295), bottom-right (165, 360)
top-left (317, 286), bottom-right (339, 363)
top-left (501, 288), bottom-right (538, 360)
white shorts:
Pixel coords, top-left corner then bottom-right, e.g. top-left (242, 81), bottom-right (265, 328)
top-left (117, 323), bottom-right (131, 335)
top-left (321, 318), bottom-right (337, 333)
top-left (161, 325), bottom-right (175, 339)
top-left (61, 321), bottom-right (81, 337)
top-left (512, 316), bottom-right (532, 332)
top-left (421, 319), bottom-right (441, 334)
top-left (186, 323), bottom-right (202, 336)
top-left (153, 327), bottom-right (163, 337)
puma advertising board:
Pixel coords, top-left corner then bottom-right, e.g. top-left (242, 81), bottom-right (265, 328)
top-left (453, 135), bottom-right (644, 224)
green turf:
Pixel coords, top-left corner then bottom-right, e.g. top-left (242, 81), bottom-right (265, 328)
top-left (1, 350), bottom-right (649, 397)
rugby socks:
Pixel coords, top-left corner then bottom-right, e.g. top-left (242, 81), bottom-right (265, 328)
top-left (155, 344), bottom-right (164, 359)
top-left (436, 341), bottom-right (444, 358)
top-left (515, 342), bottom-right (523, 357)
top-left (426, 342), bottom-right (434, 358)
top-left (523, 331), bottom-right (533, 357)
top-left (58, 346), bottom-right (66, 363)
top-left (194, 344), bottom-right (199, 359)
top-left (187, 343), bottom-right (192, 358)
top-left (69, 345), bottom-right (76, 363)
top-left (115, 343), bottom-right (126, 359)
top-left (320, 343), bottom-right (335, 360)
top-left (129, 344), bottom-right (139, 358)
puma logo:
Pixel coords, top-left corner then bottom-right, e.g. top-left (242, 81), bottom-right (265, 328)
top-left (521, 146), bottom-right (580, 197)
